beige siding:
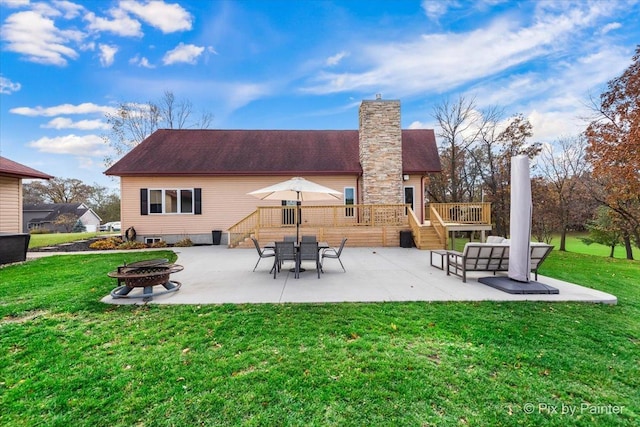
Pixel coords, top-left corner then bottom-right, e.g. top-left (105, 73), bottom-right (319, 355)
top-left (0, 176), bottom-right (22, 233)
top-left (120, 176), bottom-right (358, 238)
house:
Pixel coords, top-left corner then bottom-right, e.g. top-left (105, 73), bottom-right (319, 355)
top-left (105, 99), bottom-right (442, 245)
top-left (0, 156), bottom-right (52, 233)
top-left (23, 203), bottom-right (102, 233)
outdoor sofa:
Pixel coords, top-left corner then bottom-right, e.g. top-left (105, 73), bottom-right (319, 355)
top-left (446, 238), bottom-right (554, 283)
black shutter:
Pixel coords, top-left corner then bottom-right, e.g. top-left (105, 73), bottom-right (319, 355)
top-left (194, 188), bottom-right (202, 215)
top-left (140, 188), bottom-right (148, 215)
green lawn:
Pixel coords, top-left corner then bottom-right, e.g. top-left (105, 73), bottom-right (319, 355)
top-left (1, 251), bottom-right (638, 426)
top-left (28, 231), bottom-right (114, 249)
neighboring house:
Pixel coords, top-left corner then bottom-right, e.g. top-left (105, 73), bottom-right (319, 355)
top-left (23, 203), bottom-right (102, 233)
top-left (105, 99), bottom-right (442, 245)
top-left (0, 156), bottom-right (52, 233)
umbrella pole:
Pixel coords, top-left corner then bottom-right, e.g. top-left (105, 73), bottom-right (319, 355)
top-left (296, 192), bottom-right (301, 243)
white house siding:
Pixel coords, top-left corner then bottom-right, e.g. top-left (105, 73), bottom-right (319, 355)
top-left (0, 176), bottom-right (22, 233)
top-left (120, 175), bottom-right (358, 244)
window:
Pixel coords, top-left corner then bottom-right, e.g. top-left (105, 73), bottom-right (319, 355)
top-left (344, 187), bottom-right (355, 217)
top-left (148, 189), bottom-right (194, 214)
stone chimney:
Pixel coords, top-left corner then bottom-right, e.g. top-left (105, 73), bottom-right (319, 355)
top-left (358, 98), bottom-right (403, 204)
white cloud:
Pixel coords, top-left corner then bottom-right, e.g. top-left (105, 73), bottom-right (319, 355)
top-left (42, 117), bottom-right (110, 130)
top-left (98, 43), bottom-right (118, 66)
top-left (10, 102), bottom-right (117, 117)
top-left (53, 0), bottom-right (85, 19)
top-left (421, 0), bottom-right (455, 21)
top-left (0, 76), bottom-right (21, 94)
top-left (600, 22), bottom-right (621, 35)
top-left (162, 42), bottom-right (205, 65)
top-left (224, 82), bottom-right (272, 111)
top-left (119, 0), bottom-right (192, 33)
top-left (85, 8), bottom-right (142, 37)
top-left (129, 55), bottom-right (155, 68)
top-left (27, 134), bottom-right (109, 156)
top-left (302, 2), bottom-right (613, 96)
top-left (0, 0), bottom-right (30, 7)
top-left (326, 51), bottom-right (348, 67)
top-left (527, 110), bottom-right (586, 143)
top-left (0, 10), bottom-right (84, 66)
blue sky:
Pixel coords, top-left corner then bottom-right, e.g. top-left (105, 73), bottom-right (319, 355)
top-left (1, 0), bottom-right (639, 191)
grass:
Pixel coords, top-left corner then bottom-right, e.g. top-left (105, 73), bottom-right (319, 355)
top-left (28, 231), bottom-right (114, 249)
top-left (1, 251), bottom-right (638, 426)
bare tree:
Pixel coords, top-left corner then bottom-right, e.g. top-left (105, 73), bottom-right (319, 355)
top-left (432, 96), bottom-right (484, 202)
top-left (104, 90), bottom-right (214, 167)
top-left (535, 135), bottom-right (592, 251)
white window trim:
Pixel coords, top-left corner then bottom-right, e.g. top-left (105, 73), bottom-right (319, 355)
top-left (148, 188), bottom-right (195, 215)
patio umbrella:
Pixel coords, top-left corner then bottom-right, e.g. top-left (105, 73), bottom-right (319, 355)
top-left (508, 155), bottom-right (532, 282)
top-left (248, 177), bottom-right (342, 242)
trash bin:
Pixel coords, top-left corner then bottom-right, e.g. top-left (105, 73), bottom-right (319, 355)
top-left (212, 230), bottom-right (222, 245)
top-left (400, 230), bottom-right (413, 248)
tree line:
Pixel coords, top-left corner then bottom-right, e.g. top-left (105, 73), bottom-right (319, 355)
top-left (431, 46), bottom-right (639, 259)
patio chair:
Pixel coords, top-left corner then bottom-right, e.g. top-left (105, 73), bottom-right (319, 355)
top-left (321, 238), bottom-right (347, 272)
top-left (301, 235), bottom-right (317, 242)
top-left (251, 237), bottom-right (275, 272)
top-left (298, 241), bottom-right (320, 278)
top-left (274, 241), bottom-right (297, 279)
top-left (284, 235), bottom-right (296, 242)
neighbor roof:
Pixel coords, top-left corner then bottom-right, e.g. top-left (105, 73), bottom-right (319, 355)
top-left (0, 156), bottom-right (53, 179)
top-left (104, 129), bottom-right (441, 177)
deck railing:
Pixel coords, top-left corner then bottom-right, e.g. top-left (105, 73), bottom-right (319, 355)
top-left (228, 204), bottom-right (410, 246)
top-left (229, 202), bottom-right (491, 247)
top-left (429, 205), bottom-right (447, 248)
top-left (428, 202), bottom-right (491, 225)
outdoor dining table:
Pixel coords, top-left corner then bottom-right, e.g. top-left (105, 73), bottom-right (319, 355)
top-left (265, 241), bottom-right (329, 274)
top-left (264, 241), bottom-right (330, 250)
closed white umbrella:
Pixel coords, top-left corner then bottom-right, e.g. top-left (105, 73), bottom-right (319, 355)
top-left (248, 177), bottom-right (342, 242)
top-left (508, 155), bottom-right (532, 282)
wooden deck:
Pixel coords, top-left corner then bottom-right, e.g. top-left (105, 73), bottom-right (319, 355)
top-left (229, 203), bottom-right (493, 250)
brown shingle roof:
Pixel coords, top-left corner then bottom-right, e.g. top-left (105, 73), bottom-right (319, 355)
top-left (0, 156), bottom-right (53, 179)
top-left (104, 129), bottom-right (441, 177)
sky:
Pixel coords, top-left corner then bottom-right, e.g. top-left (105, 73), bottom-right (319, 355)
top-left (1, 0), bottom-right (639, 191)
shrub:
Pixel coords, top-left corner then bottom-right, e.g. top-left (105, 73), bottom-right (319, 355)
top-left (174, 238), bottom-right (193, 247)
top-left (149, 241), bottom-right (168, 248)
top-left (117, 241), bottom-right (148, 250)
top-left (89, 237), bottom-right (123, 250)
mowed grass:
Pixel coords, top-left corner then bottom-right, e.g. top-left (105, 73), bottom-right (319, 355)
top-left (1, 250), bottom-right (638, 426)
top-left (28, 232), bottom-right (114, 249)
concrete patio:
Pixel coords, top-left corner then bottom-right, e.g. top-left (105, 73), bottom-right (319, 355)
top-left (98, 245), bottom-right (617, 305)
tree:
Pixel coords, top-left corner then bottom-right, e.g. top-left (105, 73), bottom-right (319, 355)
top-left (468, 113), bottom-right (538, 237)
top-left (24, 177), bottom-right (95, 204)
top-left (53, 213), bottom-right (78, 232)
top-left (104, 90), bottom-right (214, 167)
top-left (431, 96), bottom-right (484, 203)
top-left (585, 45), bottom-right (640, 259)
top-left (582, 206), bottom-right (622, 258)
top-left (535, 135), bottom-right (592, 251)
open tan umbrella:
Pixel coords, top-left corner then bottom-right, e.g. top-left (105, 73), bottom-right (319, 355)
top-left (248, 177), bottom-right (342, 242)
